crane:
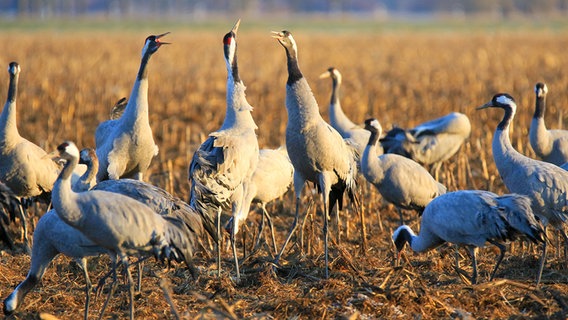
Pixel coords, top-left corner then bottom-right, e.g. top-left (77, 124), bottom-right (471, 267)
top-left (319, 67), bottom-right (380, 157)
top-left (95, 33), bottom-right (169, 182)
top-left (478, 93), bottom-right (568, 284)
top-left (528, 82), bottom-right (568, 165)
top-left (361, 118), bottom-right (446, 224)
top-left (393, 190), bottom-right (544, 284)
top-left (0, 61), bottom-right (61, 251)
top-left (272, 30), bottom-right (360, 278)
top-left (225, 147), bottom-right (293, 254)
top-left (380, 112), bottom-right (471, 179)
top-left (52, 141), bottom-right (198, 319)
top-left (189, 20), bottom-right (259, 280)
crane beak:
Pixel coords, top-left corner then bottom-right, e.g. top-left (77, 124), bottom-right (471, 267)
top-left (231, 19), bottom-right (241, 34)
top-left (318, 71), bottom-right (331, 79)
top-left (476, 101), bottom-right (493, 110)
top-left (156, 32), bottom-right (171, 45)
top-left (271, 31), bottom-right (284, 40)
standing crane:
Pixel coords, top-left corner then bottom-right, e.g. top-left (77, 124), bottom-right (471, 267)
top-left (361, 118), bottom-right (446, 224)
top-left (272, 30), bottom-right (360, 278)
top-left (319, 67), bottom-right (380, 157)
top-left (189, 20), bottom-right (259, 280)
top-left (528, 82), bottom-right (568, 165)
top-left (477, 93), bottom-right (568, 284)
top-left (4, 176), bottom-right (209, 319)
top-left (95, 33), bottom-right (169, 182)
top-left (0, 62), bottom-right (61, 250)
top-left (226, 147), bottom-right (293, 254)
top-left (393, 190), bottom-right (544, 284)
top-left (380, 112), bottom-right (471, 179)
top-left (52, 141), bottom-right (198, 319)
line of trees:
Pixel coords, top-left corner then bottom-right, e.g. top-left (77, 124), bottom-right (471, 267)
top-left (1, 0), bottom-right (567, 17)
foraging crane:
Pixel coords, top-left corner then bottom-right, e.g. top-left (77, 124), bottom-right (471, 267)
top-left (319, 67), bottom-right (380, 156)
top-left (529, 82), bottom-right (568, 165)
top-left (380, 112), bottom-right (471, 179)
top-left (272, 30), bottom-right (359, 278)
top-left (361, 118), bottom-right (446, 224)
top-left (189, 20), bottom-right (259, 280)
top-left (393, 190), bottom-right (544, 284)
top-left (4, 176), bottom-right (208, 319)
top-left (95, 33), bottom-right (170, 182)
top-left (226, 147), bottom-right (294, 253)
top-left (0, 62), bottom-right (60, 250)
top-left (477, 93), bottom-right (568, 284)
top-left (52, 141), bottom-right (198, 319)
top-left (0, 182), bottom-right (22, 249)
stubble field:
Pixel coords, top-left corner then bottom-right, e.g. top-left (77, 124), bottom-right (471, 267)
top-left (1, 20), bottom-right (568, 319)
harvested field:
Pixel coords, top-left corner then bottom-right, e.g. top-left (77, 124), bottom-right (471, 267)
top-left (1, 21), bottom-right (568, 319)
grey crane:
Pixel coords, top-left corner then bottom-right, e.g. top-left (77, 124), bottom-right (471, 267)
top-left (529, 82), bottom-right (568, 165)
top-left (393, 190), bottom-right (544, 284)
top-left (189, 20), bottom-right (259, 280)
top-left (52, 141), bottom-right (198, 319)
top-left (477, 93), bottom-right (568, 284)
top-left (226, 147), bottom-right (294, 253)
top-left (72, 148), bottom-right (98, 192)
top-left (361, 118), bottom-right (446, 224)
top-left (319, 67), bottom-right (381, 157)
top-left (0, 182), bottom-right (22, 250)
top-left (0, 62), bottom-right (61, 250)
top-left (272, 30), bottom-right (359, 278)
top-left (95, 33), bottom-right (169, 182)
top-left (380, 112), bottom-right (471, 179)
top-left (4, 175), bottom-right (209, 319)
top-left (3, 209), bottom-right (104, 319)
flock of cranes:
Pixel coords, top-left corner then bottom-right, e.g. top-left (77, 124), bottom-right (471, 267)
top-left (0, 20), bottom-right (567, 318)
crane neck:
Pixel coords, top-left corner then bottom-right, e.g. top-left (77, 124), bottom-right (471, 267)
top-left (80, 157), bottom-right (98, 190)
top-left (493, 106), bottom-right (521, 173)
top-left (52, 157), bottom-right (82, 227)
top-left (0, 71), bottom-right (21, 146)
top-left (328, 82), bottom-right (357, 132)
top-left (532, 94), bottom-right (546, 119)
top-left (220, 79), bottom-right (257, 131)
top-left (361, 131), bottom-right (384, 183)
top-left (121, 52), bottom-right (152, 127)
top-left (285, 47), bottom-right (303, 85)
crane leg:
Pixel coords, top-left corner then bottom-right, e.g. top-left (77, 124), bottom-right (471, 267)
top-left (320, 174), bottom-right (332, 279)
top-left (122, 258), bottom-right (135, 320)
top-left (230, 226), bottom-right (240, 281)
top-left (78, 258), bottom-right (91, 320)
top-left (469, 246), bottom-right (478, 285)
top-left (216, 206), bottom-right (222, 278)
top-left (253, 206), bottom-right (265, 252)
top-left (275, 198), bottom-right (300, 264)
top-left (98, 260), bottom-right (119, 320)
top-left (263, 206), bottom-right (279, 254)
top-left (536, 228), bottom-right (548, 285)
top-left (488, 240), bottom-right (506, 281)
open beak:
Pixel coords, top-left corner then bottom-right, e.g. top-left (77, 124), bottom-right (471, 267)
top-left (476, 101), bottom-right (493, 110)
top-left (271, 31), bottom-right (284, 40)
top-left (156, 32), bottom-right (171, 45)
top-left (231, 19), bottom-right (241, 34)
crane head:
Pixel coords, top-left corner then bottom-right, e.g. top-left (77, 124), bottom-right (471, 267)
top-left (223, 19), bottom-right (240, 68)
top-left (319, 67), bottom-right (342, 85)
top-left (534, 82), bottom-right (548, 98)
top-left (142, 32), bottom-right (171, 56)
top-left (476, 93), bottom-right (516, 111)
top-left (272, 30), bottom-right (297, 55)
top-left (7, 62), bottom-right (20, 76)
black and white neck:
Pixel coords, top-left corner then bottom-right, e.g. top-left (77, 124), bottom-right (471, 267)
top-left (532, 82), bottom-right (548, 120)
top-left (0, 62), bottom-right (21, 144)
top-left (364, 118), bottom-right (382, 147)
top-left (273, 30), bottom-right (303, 85)
top-left (223, 20), bottom-right (241, 84)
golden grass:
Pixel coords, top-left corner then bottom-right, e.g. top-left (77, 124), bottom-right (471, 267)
top-left (1, 28), bottom-right (568, 319)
